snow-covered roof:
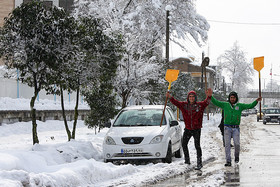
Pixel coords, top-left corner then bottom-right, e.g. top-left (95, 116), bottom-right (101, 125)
top-left (171, 57), bottom-right (216, 74)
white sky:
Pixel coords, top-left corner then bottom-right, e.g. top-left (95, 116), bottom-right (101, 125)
top-left (171, 0), bottom-right (280, 89)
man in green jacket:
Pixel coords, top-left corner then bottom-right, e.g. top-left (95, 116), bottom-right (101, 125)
top-left (211, 91), bottom-right (262, 166)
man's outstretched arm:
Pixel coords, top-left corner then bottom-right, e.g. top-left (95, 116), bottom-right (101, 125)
top-left (205, 88), bottom-right (213, 98)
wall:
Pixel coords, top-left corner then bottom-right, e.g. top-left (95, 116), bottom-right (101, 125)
top-left (0, 0), bottom-right (14, 66)
top-left (0, 0), bottom-right (14, 26)
top-left (0, 109), bottom-right (90, 125)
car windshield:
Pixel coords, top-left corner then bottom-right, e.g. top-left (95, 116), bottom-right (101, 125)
top-left (113, 109), bottom-right (166, 127)
top-left (265, 109), bottom-right (280, 114)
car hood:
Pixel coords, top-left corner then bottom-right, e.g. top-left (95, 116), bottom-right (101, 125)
top-left (106, 126), bottom-right (167, 138)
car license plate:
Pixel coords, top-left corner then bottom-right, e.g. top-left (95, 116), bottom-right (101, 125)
top-left (121, 148), bottom-right (143, 154)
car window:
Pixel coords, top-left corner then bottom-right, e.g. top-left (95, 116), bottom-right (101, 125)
top-left (113, 109), bottom-right (166, 126)
top-left (165, 110), bottom-right (172, 124)
top-left (167, 108), bottom-right (176, 121)
top-left (265, 109), bottom-right (280, 114)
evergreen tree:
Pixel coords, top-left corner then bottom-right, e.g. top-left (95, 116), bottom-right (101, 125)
top-left (0, 1), bottom-right (75, 144)
top-left (80, 17), bottom-right (124, 131)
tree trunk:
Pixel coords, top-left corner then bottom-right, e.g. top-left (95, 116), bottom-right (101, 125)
top-left (30, 90), bottom-right (39, 145)
top-left (121, 93), bottom-right (127, 109)
top-left (121, 89), bottom-right (131, 109)
top-left (71, 86), bottom-right (80, 139)
top-left (60, 86), bottom-right (71, 141)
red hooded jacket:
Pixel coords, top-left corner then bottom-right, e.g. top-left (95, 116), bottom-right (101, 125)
top-left (170, 91), bottom-right (211, 130)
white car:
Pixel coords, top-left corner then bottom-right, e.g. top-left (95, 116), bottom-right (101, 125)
top-left (263, 108), bottom-right (280, 124)
top-left (103, 105), bottom-right (182, 163)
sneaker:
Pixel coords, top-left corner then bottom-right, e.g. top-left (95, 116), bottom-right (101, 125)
top-left (235, 157), bottom-right (239, 163)
top-left (225, 162), bottom-right (231, 167)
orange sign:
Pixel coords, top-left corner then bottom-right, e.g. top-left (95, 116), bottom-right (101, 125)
top-left (165, 69), bottom-right (179, 83)
top-left (165, 69), bottom-right (179, 90)
top-left (253, 56), bottom-right (264, 71)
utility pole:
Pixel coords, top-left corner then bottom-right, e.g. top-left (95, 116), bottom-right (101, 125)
top-left (201, 55), bottom-right (210, 120)
top-left (166, 10), bottom-right (170, 64)
top-left (201, 52), bottom-right (204, 89)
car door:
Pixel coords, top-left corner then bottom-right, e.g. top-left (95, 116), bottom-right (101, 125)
top-left (166, 108), bottom-right (181, 150)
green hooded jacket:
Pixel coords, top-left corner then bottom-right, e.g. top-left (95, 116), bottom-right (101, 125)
top-left (211, 96), bottom-right (258, 126)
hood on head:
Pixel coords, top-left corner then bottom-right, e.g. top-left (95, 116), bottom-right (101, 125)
top-left (228, 91), bottom-right (238, 104)
top-left (187, 90), bottom-right (197, 103)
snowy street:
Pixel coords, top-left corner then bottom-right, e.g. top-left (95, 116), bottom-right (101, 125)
top-left (0, 103), bottom-right (279, 187)
top-left (152, 115), bottom-right (280, 187)
top-left (229, 117), bottom-right (280, 186)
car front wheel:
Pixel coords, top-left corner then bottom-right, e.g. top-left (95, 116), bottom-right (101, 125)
top-left (162, 143), bottom-right (172, 163)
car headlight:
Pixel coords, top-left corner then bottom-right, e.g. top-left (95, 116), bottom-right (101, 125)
top-left (150, 135), bottom-right (164, 144)
top-left (105, 136), bottom-right (116, 145)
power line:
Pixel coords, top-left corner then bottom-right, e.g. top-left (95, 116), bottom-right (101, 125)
top-left (207, 19), bottom-right (280, 25)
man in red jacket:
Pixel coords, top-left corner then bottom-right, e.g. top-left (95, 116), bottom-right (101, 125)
top-left (166, 88), bottom-right (212, 169)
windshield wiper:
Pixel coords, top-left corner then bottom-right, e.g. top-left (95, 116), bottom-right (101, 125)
top-left (115, 124), bottom-right (130, 127)
top-left (135, 123), bottom-right (153, 126)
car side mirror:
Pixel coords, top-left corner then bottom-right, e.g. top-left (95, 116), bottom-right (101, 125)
top-left (104, 122), bottom-right (111, 128)
top-left (170, 120), bottom-right (179, 127)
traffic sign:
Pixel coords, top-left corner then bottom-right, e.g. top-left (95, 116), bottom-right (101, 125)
top-left (253, 56), bottom-right (264, 71)
top-left (253, 56), bottom-right (264, 120)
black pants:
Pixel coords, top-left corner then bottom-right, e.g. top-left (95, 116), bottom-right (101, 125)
top-left (182, 128), bottom-right (202, 160)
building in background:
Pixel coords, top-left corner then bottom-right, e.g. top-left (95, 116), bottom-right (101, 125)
top-left (171, 57), bottom-right (216, 89)
top-left (0, 0), bottom-right (14, 65)
top-left (0, 0), bottom-right (74, 26)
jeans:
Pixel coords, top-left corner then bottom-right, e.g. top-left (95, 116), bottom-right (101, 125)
top-left (182, 129), bottom-right (202, 160)
top-left (224, 126), bottom-right (240, 163)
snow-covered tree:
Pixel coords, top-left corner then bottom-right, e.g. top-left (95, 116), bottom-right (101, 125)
top-left (167, 72), bottom-right (196, 110)
top-left (48, 16), bottom-right (123, 140)
top-left (73, 0), bottom-right (209, 108)
top-left (170, 73), bottom-right (196, 101)
top-left (0, 2), bottom-right (76, 144)
top-left (0, 1), bottom-right (124, 141)
top-left (80, 17), bottom-right (124, 131)
top-left (217, 41), bottom-right (254, 94)
top-left (37, 7), bottom-right (82, 142)
top-left (265, 79), bottom-right (280, 92)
